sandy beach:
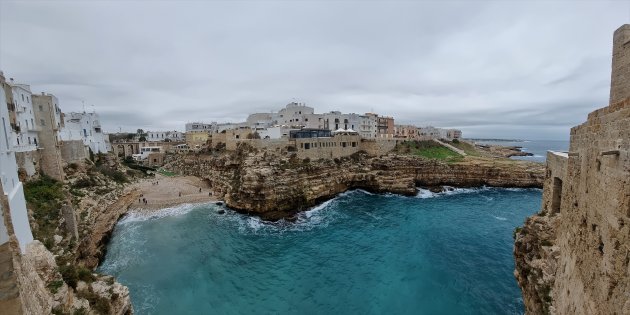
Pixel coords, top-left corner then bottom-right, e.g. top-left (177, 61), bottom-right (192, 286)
top-left (128, 174), bottom-right (218, 214)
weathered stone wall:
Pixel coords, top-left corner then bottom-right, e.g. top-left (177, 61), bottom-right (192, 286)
top-left (32, 95), bottom-right (64, 181)
top-left (610, 24), bottom-right (630, 104)
top-left (59, 140), bottom-right (88, 163)
top-left (515, 98), bottom-right (630, 315)
top-left (358, 138), bottom-right (398, 156)
top-left (553, 98), bottom-right (629, 314)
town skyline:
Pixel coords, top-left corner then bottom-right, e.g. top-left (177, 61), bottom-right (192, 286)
top-left (1, 1), bottom-right (628, 140)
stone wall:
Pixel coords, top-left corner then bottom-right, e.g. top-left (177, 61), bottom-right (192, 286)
top-left (515, 97), bottom-right (630, 315)
top-left (610, 24), bottom-right (630, 104)
top-left (553, 98), bottom-right (629, 314)
top-left (358, 139), bottom-right (399, 157)
top-left (32, 95), bottom-right (64, 181)
top-left (59, 140), bottom-right (87, 163)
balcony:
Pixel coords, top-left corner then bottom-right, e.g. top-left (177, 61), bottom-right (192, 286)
top-left (16, 106), bottom-right (26, 113)
top-left (12, 143), bottom-right (37, 153)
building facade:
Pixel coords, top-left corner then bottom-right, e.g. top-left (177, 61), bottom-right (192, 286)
top-left (147, 130), bottom-right (184, 142)
top-left (59, 112), bottom-right (110, 154)
top-left (32, 93), bottom-right (64, 180)
top-left (0, 85), bottom-right (34, 253)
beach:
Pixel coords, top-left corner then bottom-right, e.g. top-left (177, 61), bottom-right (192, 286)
top-left (128, 174), bottom-right (217, 214)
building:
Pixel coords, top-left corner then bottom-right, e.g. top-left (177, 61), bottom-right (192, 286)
top-left (32, 93), bottom-right (64, 180)
top-left (277, 102), bottom-right (314, 127)
top-left (59, 112), bottom-right (110, 154)
top-left (6, 79), bottom-right (39, 152)
top-left (147, 130), bottom-right (184, 142)
top-left (376, 115), bottom-right (395, 137)
top-left (0, 83), bottom-right (34, 253)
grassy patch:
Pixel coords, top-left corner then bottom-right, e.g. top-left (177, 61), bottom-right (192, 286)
top-left (448, 140), bottom-right (482, 156)
top-left (47, 280), bottom-right (64, 294)
top-left (24, 175), bottom-right (64, 247)
top-left (158, 168), bottom-right (176, 177)
top-left (396, 141), bottom-right (463, 162)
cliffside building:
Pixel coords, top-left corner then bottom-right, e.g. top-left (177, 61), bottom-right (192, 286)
top-left (0, 84), bottom-right (34, 254)
top-left (147, 130), bottom-right (184, 142)
top-left (59, 112), bottom-right (111, 154)
top-left (32, 93), bottom-right (65, 181)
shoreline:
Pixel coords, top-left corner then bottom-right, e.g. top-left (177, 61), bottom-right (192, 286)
top-left (127, 174), bottom-right (218, 213)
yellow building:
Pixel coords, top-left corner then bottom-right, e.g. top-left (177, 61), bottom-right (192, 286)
top-left (186, 131), bottom-right (209, 148)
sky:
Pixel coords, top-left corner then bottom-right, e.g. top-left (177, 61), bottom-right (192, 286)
top-left (0, 0), bottom-right (627, 140)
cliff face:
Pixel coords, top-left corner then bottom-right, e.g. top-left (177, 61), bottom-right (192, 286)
top-left (167, 150), bottom-right (544, 220)
top-left (514, 98), bottom-right (630, 315)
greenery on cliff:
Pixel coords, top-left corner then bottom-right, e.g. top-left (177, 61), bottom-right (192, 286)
top-left (395, 140), bottom-right (463, 162)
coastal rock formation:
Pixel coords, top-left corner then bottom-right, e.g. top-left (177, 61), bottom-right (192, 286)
top-left (514, 97), bottom-right (630, 314)
top-left (166, 150), bottom-right (544, 220)
top-left (475, 144), bottom-right (534, 158)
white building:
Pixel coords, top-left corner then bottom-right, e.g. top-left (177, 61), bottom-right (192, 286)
top-left (59, 112), bottom-right (110, 153)
top-left (0, 86), bottom-right (34, 253)
top-left (7, 80), bottom-right (39, 152)
top-left (277, 102), bottom-right (314, 127)
top-left (147, 130), bottom-right (184, 142)
top-left (185, 122), bottom-right (216, 133)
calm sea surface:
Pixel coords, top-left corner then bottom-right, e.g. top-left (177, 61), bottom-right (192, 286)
top-left (473, 140), bottom-right (569, 163)
top-left (99, 188), bottom-right (542, 315)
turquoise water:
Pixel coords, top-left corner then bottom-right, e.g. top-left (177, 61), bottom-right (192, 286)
top-left (99, 188), bottom-right (542, 315)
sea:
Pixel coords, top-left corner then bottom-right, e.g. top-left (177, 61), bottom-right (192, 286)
top-left (472, 139), bottom-right (569, 163)
top-left (98, 139), bottom-right (561, 314)
top-left (99, 188), bottom-right (542, 315)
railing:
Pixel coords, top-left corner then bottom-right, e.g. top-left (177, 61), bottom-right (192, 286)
top-left (12, 144), bottom-right (37, 152)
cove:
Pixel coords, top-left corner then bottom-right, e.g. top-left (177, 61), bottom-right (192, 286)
top-left (98, 187), bottom-right (541, 315)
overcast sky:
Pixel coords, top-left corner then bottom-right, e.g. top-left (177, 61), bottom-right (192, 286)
top-left (0, 1), bottom-right (627, 139)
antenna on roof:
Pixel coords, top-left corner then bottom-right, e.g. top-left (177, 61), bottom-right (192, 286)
top-left (82, 101), bottom-right (86, 113)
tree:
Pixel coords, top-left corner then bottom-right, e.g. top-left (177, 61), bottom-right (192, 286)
top-left (139, 136), bottom-right (147, 142)
top-left (137, 129), bottom-right (144, 135)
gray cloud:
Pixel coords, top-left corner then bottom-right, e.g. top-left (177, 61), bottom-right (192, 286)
top-left (0, 0), bottom-right (627, 140)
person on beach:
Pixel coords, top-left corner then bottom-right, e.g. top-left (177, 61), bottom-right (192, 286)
top-left (199, 188), bottom-right (202, 193)
top-left (179, 192), bottom-right (182, 197)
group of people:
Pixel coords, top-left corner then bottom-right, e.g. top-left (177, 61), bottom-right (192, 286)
top-left (139, 193), bottom-right (148, 204)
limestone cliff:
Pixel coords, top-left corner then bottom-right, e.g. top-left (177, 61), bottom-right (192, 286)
top-left (166, 149), bottom-right (544, 220)
top-left (514, 97), bottom-right (630, 315)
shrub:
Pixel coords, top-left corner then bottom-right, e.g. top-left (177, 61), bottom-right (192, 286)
top-left (24, 175), bottom-right (64, 242)
top-left (452, 139), bottom-right (460, 144)
top-left (77, 288), bottom-right (111, 315)
top-left (48, 280), bottom-right (64, 294)
top-left (97, 166), bottom-right (128, 183)
top-left (59, 265), bottom-right (78, 288)
top-left (73, 178), bottom-right (97, 189)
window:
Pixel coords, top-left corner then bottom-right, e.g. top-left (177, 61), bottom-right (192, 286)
top-left (21, 94), bottom-right (24, 101)
top-left (40, 119), bottom-right (45, 126)
top-left (39, 105), bottom-right (43, 111)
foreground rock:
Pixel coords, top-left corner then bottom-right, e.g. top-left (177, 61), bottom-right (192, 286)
top-left (167, 150), bottom-right (544, 220)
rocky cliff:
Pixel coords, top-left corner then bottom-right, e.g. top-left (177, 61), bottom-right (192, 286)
top-left (166, 149), bottom-right (544, 220)
top-left (514, 97), bottom-right (630, 315)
